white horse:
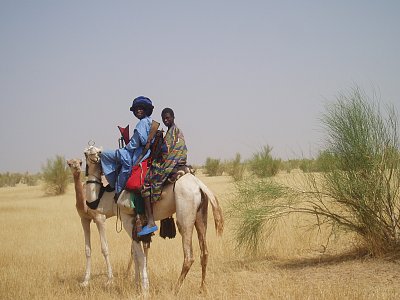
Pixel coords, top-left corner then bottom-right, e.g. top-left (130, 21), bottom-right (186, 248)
top-left (71, 145), bottom-right (224, 294)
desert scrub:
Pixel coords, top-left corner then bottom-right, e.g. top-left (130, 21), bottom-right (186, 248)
top-left (249, 145), bottom-right (281, 177)
top-left (204, 157), bottom-right (224, 176)
top-left (230, 87), bottom-right (400, 256)
top-left (41, 155), bottom-right (70, 195)
top-left (224, 153), bottom-right (246, 181)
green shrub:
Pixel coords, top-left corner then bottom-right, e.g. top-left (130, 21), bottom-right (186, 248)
top-left (249, 145), bottom-right (281, 177)
top-left (225, 153), bottom-right (246, 181)
top-left (41, 155), bottom-right (70, 195)
top-left (25, 173), bottom-right (40, 186)
top-left (204, 157), bottom-right (224, 176)
top-left (230, 87), bottom-right (400, 256)
top-left (228, 179), bottom-right (291, 254)
top-left (298, 151), bottom-right (335, 173)
top-left (0, 172), bottom-right (22, 187)
top-left (299, 158), bottom-right (314, 172)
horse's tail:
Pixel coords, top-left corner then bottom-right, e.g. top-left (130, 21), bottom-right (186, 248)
top-left (194, 176), bottom-right (224, 236)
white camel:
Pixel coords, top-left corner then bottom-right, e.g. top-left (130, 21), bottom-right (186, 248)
top-left (72, 145), bottom-right (224, 295)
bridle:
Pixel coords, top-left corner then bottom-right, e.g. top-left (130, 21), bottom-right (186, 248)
top-left (84, 146), bottom-right (105, 209)
top-left (84, 147), bottom-right (103, 185)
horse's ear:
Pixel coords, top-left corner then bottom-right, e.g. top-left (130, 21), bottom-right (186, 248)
top-left (99, 146), bottom-right (103, 153)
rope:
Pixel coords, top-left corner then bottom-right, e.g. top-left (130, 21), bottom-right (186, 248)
top-left (115, 205), bottom-right (123, 233)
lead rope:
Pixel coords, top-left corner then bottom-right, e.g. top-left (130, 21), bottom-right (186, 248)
top-left (115, 205), bottom-right (123, 233)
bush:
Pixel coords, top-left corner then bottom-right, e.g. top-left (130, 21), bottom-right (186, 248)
top-left (41, 155), bottom-right (70, 195)
top-left (249, 145), bottom-right (281, 177)
top-left (25, 173), bottom-right (40, 186)
top-left (204, 157), bottom-right (224, 176)
top-left (225, 153), bottom-right (246, 181)
top-left (298, 151), bottom-right (335, 173)
top-left (229, 87), bottom-right (400, 256)
top-left (228, 179), bottom-right (290, 253)
top-left (0, 172), bottom-right (23, 187)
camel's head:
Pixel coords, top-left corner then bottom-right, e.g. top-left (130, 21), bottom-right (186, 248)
top-left (67, 159), bottom-right (83, 176)
top-left (84, 145), bottom-right (103, 165)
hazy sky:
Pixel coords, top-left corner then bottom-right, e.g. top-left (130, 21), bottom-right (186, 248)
top-left (1, 1), bottom-right (399, 173)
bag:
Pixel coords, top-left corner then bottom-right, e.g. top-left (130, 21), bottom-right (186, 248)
top-left (125, 159), bottom-right (148, 192)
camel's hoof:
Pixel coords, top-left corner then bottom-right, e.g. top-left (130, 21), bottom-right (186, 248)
top-left (173, 286), bottom-right (181, 296)
top-left (141, 290), bottom-right (150, 299)
top-left (79, 281), bottom-right (89, 288)
top-left (105, 278), bottom-right (114, 286)
top-left (199, 285), bottom-right (208, 295)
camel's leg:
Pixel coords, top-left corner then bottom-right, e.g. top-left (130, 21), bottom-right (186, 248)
top-left (120, 212), bottom-right (149, 293)
top-left (80, 218), bottom-right (92, 287)
top-left (175, 217), bottom-right (196, 294)
top-left (125, 242), bottom-right (134, 278)
top-left (126, 240), bottom-right (143, 292)
top-left (94, 216), bottom-right (113, 285)
top-left (195, 199), bottom-right (209, 292)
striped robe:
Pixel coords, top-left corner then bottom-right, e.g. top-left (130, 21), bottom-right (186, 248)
top-left (142, 123), bottom-right (187, 202)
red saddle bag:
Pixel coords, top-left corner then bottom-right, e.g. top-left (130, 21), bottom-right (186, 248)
top-left (125, 159), bottom-right (148, 192)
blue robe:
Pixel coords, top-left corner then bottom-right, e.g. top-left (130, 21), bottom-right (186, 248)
top-left (101, 116), bottom-right (152, 194)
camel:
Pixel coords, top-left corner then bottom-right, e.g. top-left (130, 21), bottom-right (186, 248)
top-left (72, 145), bottom-right (224, 295)
top-left (67, 158), bottom-right (118, 287)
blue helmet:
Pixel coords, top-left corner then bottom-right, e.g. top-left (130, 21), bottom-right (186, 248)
top-left (130, 96), bottom-right (154, 116)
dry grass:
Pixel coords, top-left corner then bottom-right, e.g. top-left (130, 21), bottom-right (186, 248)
top-left (1, 174), bottom-right (400, 299)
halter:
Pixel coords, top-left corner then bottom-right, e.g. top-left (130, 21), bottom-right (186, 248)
top-left (84, 142), bottom-right (105, 209)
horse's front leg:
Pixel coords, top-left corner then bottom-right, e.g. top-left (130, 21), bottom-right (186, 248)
top-left (80, 217), bottom-right (92, 287)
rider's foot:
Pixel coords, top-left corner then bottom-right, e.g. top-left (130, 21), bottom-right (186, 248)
top-left (138, 224), bottom-right (158, 236)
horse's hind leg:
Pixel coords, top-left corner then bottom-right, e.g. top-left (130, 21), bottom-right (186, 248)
top-left (195, 196), bottom-right (209, 292)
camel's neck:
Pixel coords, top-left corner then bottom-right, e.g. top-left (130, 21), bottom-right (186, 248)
top-left (86, 164), bottom-right (103, 202)
top-left (73, 172), bottom-right (86, 211)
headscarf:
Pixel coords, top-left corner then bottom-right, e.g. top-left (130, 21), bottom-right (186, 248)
top-left (130, 96), bottom-right (154, 116)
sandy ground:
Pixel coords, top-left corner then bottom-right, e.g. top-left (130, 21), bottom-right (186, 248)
top-left (1, 173), bottom-right (400, 299)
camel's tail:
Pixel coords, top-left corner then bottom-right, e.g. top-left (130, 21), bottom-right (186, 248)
top-left (194, 176), bottom-right (224, 236)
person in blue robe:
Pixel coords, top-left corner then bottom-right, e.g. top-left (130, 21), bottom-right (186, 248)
top-left (100, 96), bottom-right (154, 199)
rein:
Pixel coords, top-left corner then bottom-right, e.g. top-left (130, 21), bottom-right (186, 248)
top-left (85, 154), bottom-right (104, 209)
top-left (84, 148), bottom-right (123, 233)
top-left (85, 180), bottom-right (106, 210)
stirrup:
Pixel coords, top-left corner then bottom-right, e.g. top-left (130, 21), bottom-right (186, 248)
top-left (138, 225), bottom-right (158, 236)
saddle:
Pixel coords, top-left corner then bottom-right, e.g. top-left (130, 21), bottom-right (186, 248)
top-left (167, 164), bottom-right (195, 184)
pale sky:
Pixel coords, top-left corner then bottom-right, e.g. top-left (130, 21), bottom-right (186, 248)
top-left (1, 1), bottom-right (399, 173)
